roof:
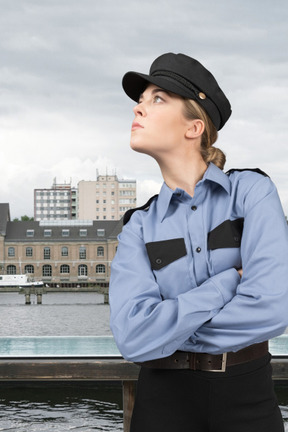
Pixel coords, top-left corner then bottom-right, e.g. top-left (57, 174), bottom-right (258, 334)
top-left (5, 219), bottom-right (123, 242)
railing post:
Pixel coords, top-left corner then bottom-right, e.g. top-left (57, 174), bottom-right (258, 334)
top-left (122, 381), bottom-right (136, 432)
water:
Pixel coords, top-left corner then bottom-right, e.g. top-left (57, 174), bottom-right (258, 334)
top-left (0, 292), bottom-right (111, 337)
top-left (0, 292), bottom-right (288, 431)
top-left (0, 292), bottom-right (123, 432)
top-left (0, 383), bottom-right (123, 432)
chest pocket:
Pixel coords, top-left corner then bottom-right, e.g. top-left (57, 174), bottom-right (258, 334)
top-left (207, 218), bottom-right (244, 273)
top-left (145, 238), bottom-right (187, 270)
top-left (208, 218), bottom-right (244, 250)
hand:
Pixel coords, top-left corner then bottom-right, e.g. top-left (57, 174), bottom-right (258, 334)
top-left (237, 268), bottom-right (243, 278)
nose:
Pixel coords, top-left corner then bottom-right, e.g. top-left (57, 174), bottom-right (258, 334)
top-left (133, 101), bottom-right (145, 116)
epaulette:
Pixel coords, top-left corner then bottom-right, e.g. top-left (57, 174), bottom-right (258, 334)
top-left (123, 194), bottom-right (158, 226)
top-left (226, 168), bottom-right (269, 178)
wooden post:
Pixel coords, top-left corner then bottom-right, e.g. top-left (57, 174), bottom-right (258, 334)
top-left (37, 293), bottom-right (42, 304)
top-left (122, 381), bottom-right (136, 432)
top-left (25, 293), bottom-right (31, 305)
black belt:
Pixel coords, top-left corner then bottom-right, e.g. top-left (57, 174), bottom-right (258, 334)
top-left (136, 341), bottom-right (268, 372)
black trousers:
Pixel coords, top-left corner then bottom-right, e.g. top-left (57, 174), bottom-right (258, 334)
top-left (130, 354), bottom-right (284, 432)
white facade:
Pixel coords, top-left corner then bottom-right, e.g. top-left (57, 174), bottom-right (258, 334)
top-left (34, 181), bottom-right (77, 221)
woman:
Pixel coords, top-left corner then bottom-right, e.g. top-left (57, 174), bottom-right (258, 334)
top-left (109, 53), bottom-right (288, 432)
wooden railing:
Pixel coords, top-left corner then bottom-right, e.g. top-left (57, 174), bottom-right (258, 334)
top-left (0, 336), bottom-right (287, 431)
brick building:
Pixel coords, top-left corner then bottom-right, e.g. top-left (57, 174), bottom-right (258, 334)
top-left (0, 204), bottom-right (122, 288)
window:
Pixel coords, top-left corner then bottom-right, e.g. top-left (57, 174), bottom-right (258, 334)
top-left (96, 264), bottom-right (106, 274)
top-left (26, 247), bottom-right (33, 257)
top-left (97, 229), bottom-right (105, 237)
top-left (62, 229), bottom-right (70, 237)
top-left (44, 247), bottom-right (51, 259)
top-left (44, 229), bottom-right (52, 237)
top-left (78, 264), bottom-right (87, 276)
top-left (79, 229), bottom-right (87, 237)
top-left (61, 247), bottom-right (68, 257)
top-left (25, 265), bottom-right (34, 274)
top-left (8, 247), bottom-right (15, 257)
top-left (60, 264), bottom-right (70, 274)
top-left (79, 247), bottom-right (86, 259)
top-left (7, 265), bottom-right (16, 274)
top-left (42, 265), bottom-right (52, 277)
top-left (97, 246), bottom-right (104, 257)
top-left (26, 230), bottom-right (34, 237)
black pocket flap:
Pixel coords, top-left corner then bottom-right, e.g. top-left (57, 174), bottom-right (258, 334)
top-left (145, 238), bottom-right (187, 270)
top-left (208, 218), bottom-right (244, 250)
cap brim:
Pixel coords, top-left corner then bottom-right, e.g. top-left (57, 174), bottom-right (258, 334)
top-left (122, 71), bottom-right (197, 102)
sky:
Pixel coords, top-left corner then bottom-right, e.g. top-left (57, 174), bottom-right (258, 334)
top-left (0, 0), bottom-right (288, 219)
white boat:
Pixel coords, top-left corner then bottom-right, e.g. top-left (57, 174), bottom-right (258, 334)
top-left (0, 274), bottom-right (44, 288)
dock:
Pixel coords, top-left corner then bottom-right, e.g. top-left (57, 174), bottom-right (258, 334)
top-left (0, 335), bottom-right (287, 431)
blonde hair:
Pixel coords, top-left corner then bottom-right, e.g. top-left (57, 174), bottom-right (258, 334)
top-left (182, 99), bottom-right (226, 170)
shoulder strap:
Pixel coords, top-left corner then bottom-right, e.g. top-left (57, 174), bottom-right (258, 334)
top-left (226, 168), bottom-right (269, 178)
top-left (123, 194), bottom-right (159, 226)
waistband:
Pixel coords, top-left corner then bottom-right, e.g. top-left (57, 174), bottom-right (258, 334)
top-left (136, 341), bottom-right (269, 373)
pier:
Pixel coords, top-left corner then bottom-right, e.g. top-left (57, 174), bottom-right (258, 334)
top-left (0, 335), bottom-right (287, 431)
top-left (15, 284), bottom-right (110, 304)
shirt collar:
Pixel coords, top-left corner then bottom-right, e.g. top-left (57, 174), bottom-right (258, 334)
top-left (157, 163), bottom-right (231, 222)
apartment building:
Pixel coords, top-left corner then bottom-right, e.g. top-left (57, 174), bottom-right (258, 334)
top-left (78, 174), bottom-right (136, 220)
top-left (34, 179), bottom-right (77, 221)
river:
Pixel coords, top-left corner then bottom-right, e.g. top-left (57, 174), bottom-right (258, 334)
top-left (0, 292), bottom-right (287, 431)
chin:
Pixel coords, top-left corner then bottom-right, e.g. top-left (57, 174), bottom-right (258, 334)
top-left (130, 142), bottom-right (148, 154)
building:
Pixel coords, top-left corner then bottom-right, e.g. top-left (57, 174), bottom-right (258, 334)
top-left (0, 204), bottom-right (122, 288)
top-left (78, 174), bottom-right (136, 220)
top-left (34, 179), bottom-right (77, 221)
top-left (34, 174), bottom-right (137, 222)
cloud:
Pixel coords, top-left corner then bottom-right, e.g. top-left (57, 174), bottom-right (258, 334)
top-left (0, 0), bottom-right (287, 217)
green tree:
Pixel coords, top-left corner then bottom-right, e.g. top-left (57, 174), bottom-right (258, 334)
top-left (13, 215), bottom-right (34, 222)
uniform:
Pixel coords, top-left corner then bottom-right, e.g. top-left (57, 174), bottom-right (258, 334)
top-left (109, 163), bottom-right (288, 431)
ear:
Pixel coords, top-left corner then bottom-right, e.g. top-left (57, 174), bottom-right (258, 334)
top-left (185, 119), bottom-right (205, 139)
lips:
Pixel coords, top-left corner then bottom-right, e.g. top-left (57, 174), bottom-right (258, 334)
top-left (131, 121), bottom-right (144, 131)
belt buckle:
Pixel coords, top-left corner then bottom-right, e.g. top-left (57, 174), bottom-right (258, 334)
top-left (210, 352), bottom-right (227, 372)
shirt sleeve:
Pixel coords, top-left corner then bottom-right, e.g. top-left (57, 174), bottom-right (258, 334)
top-left (109, 215), bottom-right (240, 362)
top-left (191, 176), bottom-right (288, 354)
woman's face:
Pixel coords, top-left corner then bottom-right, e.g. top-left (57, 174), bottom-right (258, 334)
top-left (130, 84), bottom-right (193, 159)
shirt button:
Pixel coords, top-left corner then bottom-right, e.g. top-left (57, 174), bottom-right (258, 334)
top-left (191, 206), bottom-right (197, 211)
top-left (196, 247), bottom-right (201, 253)
top-left (156, 258), bottom-right (162, 264)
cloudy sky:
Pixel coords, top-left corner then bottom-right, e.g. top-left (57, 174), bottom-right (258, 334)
top-left (0, 0), bottom-right (288, 218)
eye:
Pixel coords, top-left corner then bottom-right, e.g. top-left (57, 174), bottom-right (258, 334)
top-left (153, 95), bottom-right (163, 103)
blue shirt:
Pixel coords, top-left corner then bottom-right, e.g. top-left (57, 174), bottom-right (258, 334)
top-left (109, 163), bottom-right (288, 362)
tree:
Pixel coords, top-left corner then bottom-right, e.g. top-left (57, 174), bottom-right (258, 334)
top-left (13, 215), bottom-right (34, 222)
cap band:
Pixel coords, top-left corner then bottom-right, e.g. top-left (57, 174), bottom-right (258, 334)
top-left (152, 70), bottom-right (200, 98)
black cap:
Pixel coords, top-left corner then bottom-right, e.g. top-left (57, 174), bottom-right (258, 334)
top-left (122, 53), bottom-right (231, 130)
